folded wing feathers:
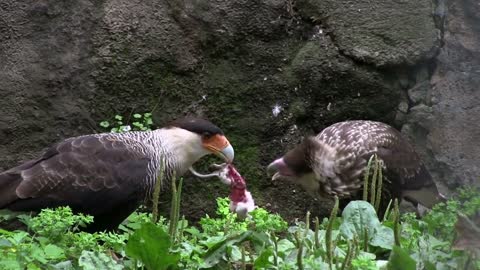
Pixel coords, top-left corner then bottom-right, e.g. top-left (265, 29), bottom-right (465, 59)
top-left (11, 134), bottom-right (154, 201)
top-left (311, 121), bottom-right (439, 201)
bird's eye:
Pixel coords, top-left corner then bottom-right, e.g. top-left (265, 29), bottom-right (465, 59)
top-left (203, 132), bottom-right (212, 138)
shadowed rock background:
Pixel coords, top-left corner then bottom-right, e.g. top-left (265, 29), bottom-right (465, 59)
top-left (0, 0), bottom-right (478, 223)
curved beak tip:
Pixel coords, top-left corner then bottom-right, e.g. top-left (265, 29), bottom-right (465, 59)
top-left (220, 144), bottom-right (234, 163)
top-left (266, 162), bottom-right (278, 177)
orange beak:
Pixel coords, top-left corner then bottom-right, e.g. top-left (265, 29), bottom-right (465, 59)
top-left (202, 134), bottom-right (234, 163)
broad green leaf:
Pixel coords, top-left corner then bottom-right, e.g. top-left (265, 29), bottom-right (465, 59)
top-left (370, 225), bottom-right (394, 249)
top-left (52, 260), bottom-right (74, 270)
top-left (179, 241), bottom-right (204, 258)
top-left (0, 238), bottom-right (12, 248)
top-left (133, 114), bottom-right (142, 118)
top-left (0, 209), bottom-right (23, 222)
top-left (125, 222), bottom-right (179, 270)
top-left (201, 231), bottom-right (252, 268)
top-left (10, 231), bottom-right (29, 244)
top-left (254, 248), bottom-right (274, 268)
top-left (78, 251), bottom-right (123, 270)
top-left (387, 246), bottom-right (416, 270)
top-left (44, 244), bottom-right (65, 260)
top-left (340, 201), bottom-right (380, 238)
top-left (424, 261), bottom-right (436, 270)
top-left (0, 228), bottom-right (14, 236)
top-left (226, 245), bottom-right (242, 261)
top-left (376, 260), bottom-right (389, 270)
top-left (277, 239), bottom-right (296, 254)
top-left (26, 262), bottom-right (42, 270)
top-left (30, 245), bottom-right (48, 264)
top-left (0, 253), bottom-right (22, 270)
top-left (200, 235), bottom-right (227, 249)
top-left (184, 226), bottom-right (201, 237)
top-left (340, 201), bottom-right (394, 249)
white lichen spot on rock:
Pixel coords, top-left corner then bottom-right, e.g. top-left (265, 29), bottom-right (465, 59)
top-left (272, 103), bottom-right (283, 117)
top-left (311, 25), bottom-right (325, 40)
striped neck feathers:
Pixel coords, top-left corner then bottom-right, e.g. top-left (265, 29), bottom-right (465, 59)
top-left (153, 127), bottom-right (210, 174)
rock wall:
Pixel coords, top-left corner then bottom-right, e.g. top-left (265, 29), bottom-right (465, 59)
top-left (401, 0), bottom-right (480, 191)
top-left (0, 0), bottom-right (474, 223)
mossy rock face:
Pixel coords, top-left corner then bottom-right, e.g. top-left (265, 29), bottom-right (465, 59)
top-left (0, 0), bottom-right (440, 224)
top-left (296, 0), bottom-right (440, 66)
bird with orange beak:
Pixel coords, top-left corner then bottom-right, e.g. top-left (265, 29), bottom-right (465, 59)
top-left (0, 117), bottom-right (234, 232)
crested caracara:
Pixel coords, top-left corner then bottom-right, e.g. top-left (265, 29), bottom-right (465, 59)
top-left (0, 117), bottom-right (234, 231)
top-left (267, 120), bottom-right (445, 212)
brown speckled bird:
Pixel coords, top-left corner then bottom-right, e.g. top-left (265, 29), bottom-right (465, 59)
top-left (0, 117), bottom-right (234, 231)
top-left (267, 120), bottom-right (445, 210)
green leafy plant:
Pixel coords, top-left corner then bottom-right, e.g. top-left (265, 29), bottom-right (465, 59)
top-left (0, 171), bottom-right (478, 270)
top-left (125, 222), bottom-right (180, 270)
top-left (99, 112), bottom-right (154, 133)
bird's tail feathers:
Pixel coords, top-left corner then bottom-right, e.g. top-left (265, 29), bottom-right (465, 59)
top-left (397, 162), bottom-right (449, 209)
top-left (0, 172), bottom-right (22, 208)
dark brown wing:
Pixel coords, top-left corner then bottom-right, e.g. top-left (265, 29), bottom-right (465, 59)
top-left (0, 134), bottom-right (152, 229)
top-left (367, 124), bottom-right (427, 187)
top-left (363, 123), bottom-right (443, 208)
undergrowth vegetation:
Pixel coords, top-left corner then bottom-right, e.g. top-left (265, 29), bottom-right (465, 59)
top-left (0, 116), bottom-right (478, 269)
top-left (0, 185), bottom-right (478, 269)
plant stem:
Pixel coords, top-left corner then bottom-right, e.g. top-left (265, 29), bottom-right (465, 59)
top-left (393, 198), bottom-right (401, 247)
top-left (326, 196), bottom-right (339, 269)
top-left (370, 155), bottom-right (379, 206)
top-left (305, 211), bottom-right (310, 233)
top-left (241, 245), bottom-right (246, 270)
top-left (340, 241), bottom-right (353, 270)
top-left (374, 161), bottom-right (383, 213)
top-left (174, 176), bottom-right (183, 243)
top-left (295, 231), bottom-right (304, 270)
top-left (352, 235), bottom-right (359, 260)
top-left (177, 215), bottom-right (186, 244)
top-left (152, 160), bottom-right (164, 223)
top-left (383, 199), bottom-right (393, 222)
top-left (314, 217), bottom-right (320, 249)
top-left (168, 171), bottom-right (178, 243)
top-left (363, 155), bottom-right (375, 201)
top-left (272, 232), bottom-right (279, 268)
top-left (363, 227), bottom-right (369, 252)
